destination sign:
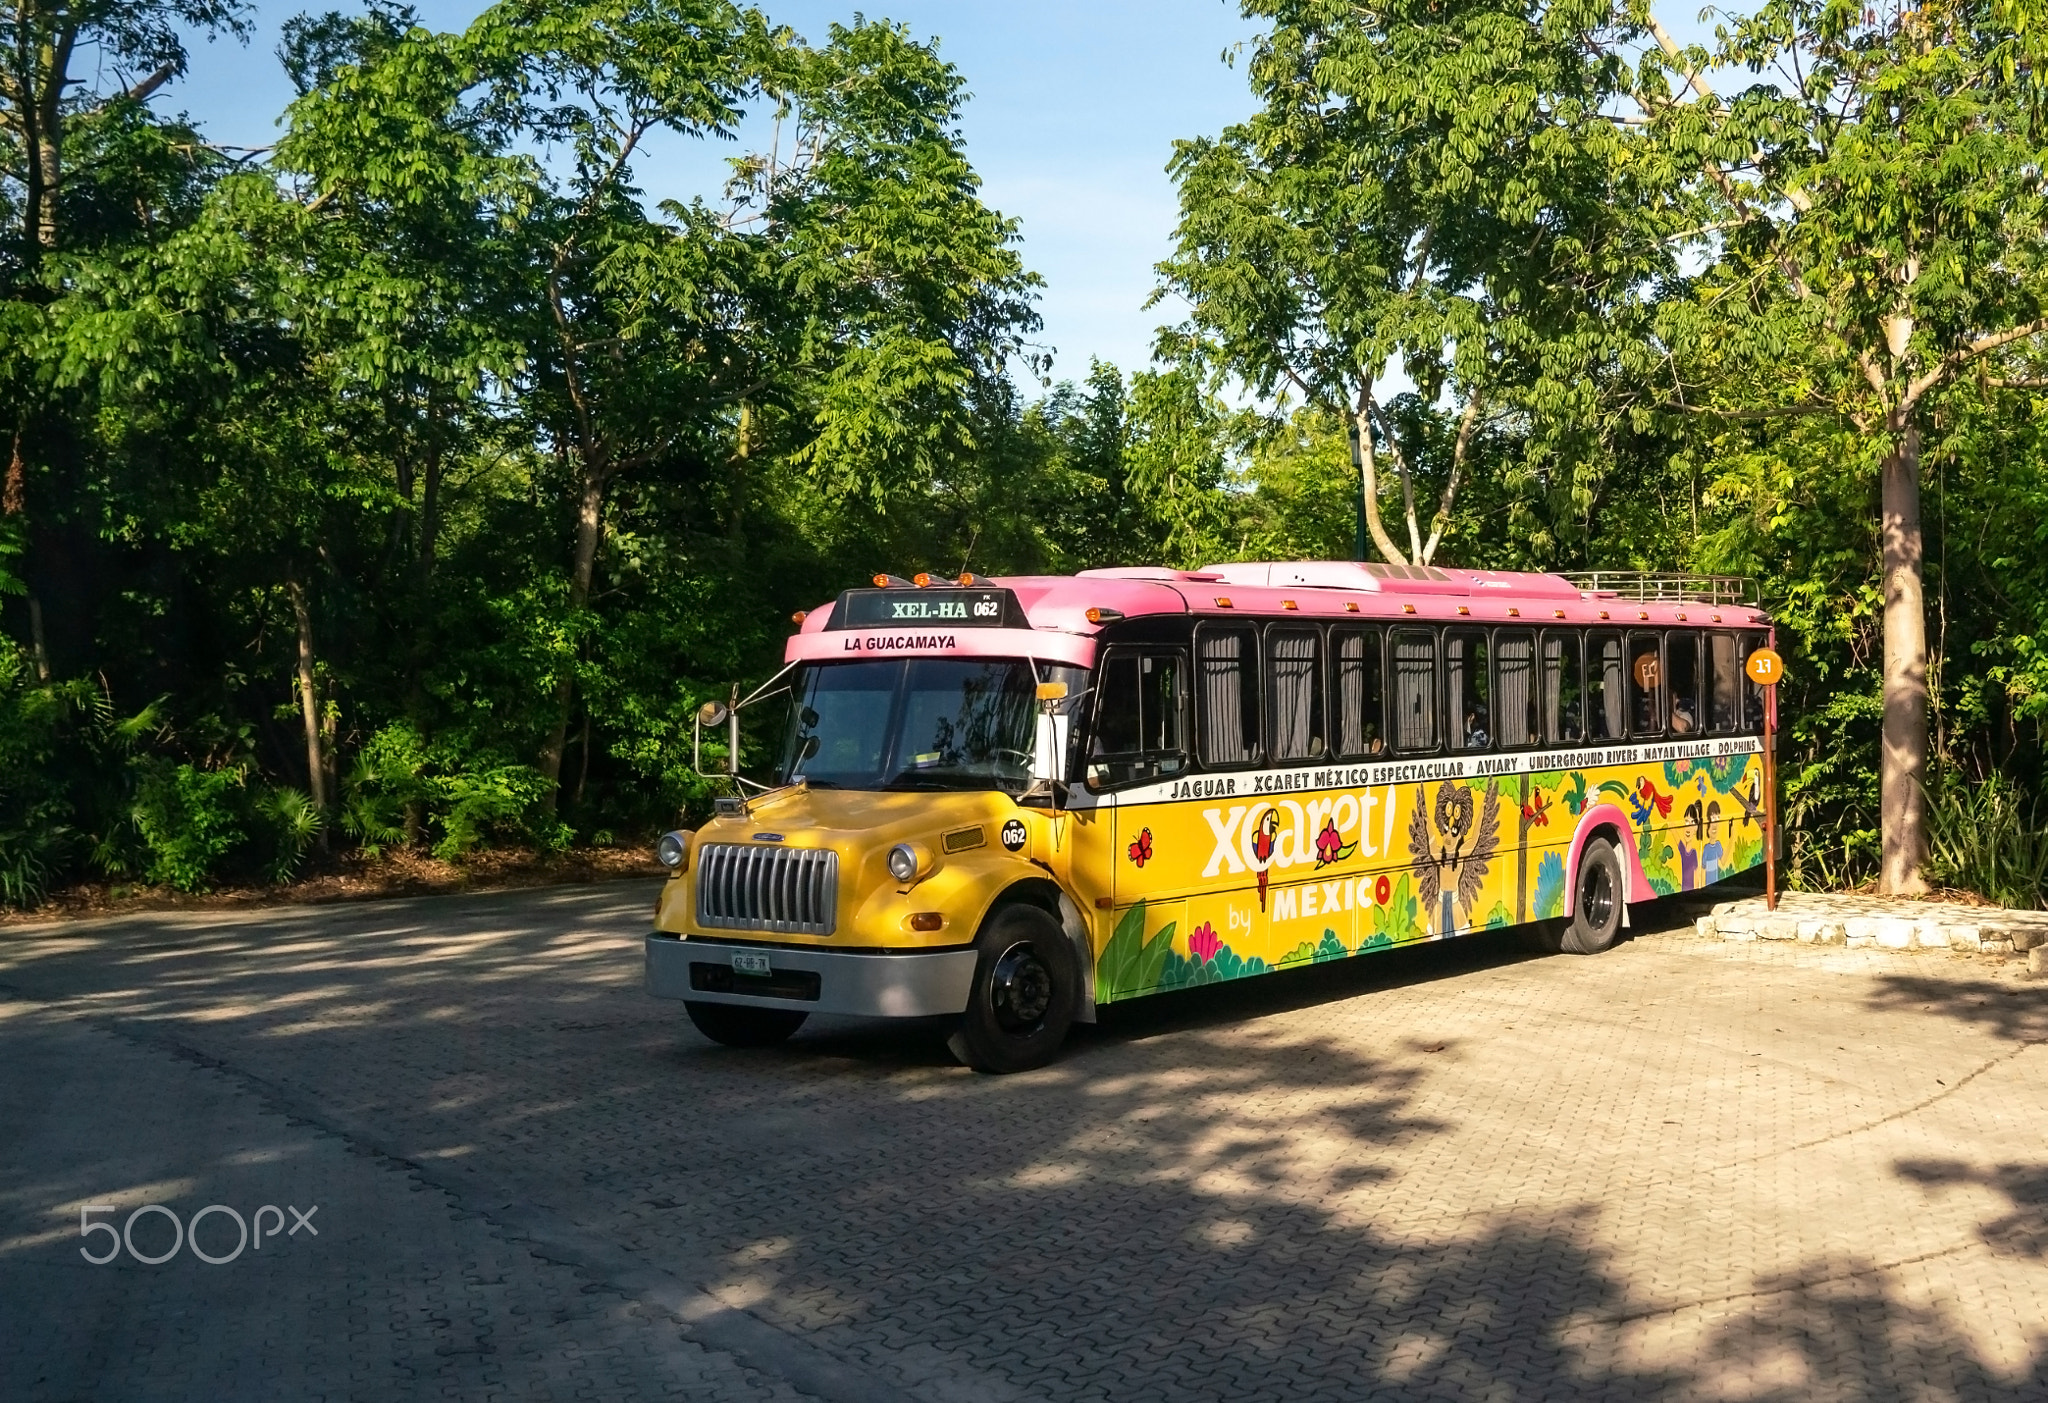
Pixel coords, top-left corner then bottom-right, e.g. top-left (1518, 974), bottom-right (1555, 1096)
top-left (827, 587), bottom-right (1027, 630)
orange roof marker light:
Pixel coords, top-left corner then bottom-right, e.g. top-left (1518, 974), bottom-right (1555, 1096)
top-left (1345, 601), bottom-right (1361, 613)
top-left (1282, 599), bottom-right (1299, 610)
top-left (1403, 603), bottom-right (1417, 614)
top-left (792, 610), bottom-right (808, 624)
top-left (913, 572), bottom-right (934, 588)
top-left (1215, 596), bottom-right (1234, 608)
top-left (873, 572), bottom-right (915, 588)
top-left (1085, 607), bottom-right (1125, 624)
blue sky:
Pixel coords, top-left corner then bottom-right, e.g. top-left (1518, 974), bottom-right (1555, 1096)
top-left (173, 1), bottom-right (1267, 388)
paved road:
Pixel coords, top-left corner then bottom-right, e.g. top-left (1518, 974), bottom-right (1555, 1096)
top-left (2, 882), bottom-right (2043, 1402)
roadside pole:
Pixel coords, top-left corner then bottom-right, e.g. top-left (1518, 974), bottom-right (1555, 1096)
top-left (1746, 647), bottom-right (1785, 912)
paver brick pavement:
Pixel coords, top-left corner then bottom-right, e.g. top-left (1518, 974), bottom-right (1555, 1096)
top-left (0, 881), bottom-right (2044, 1401)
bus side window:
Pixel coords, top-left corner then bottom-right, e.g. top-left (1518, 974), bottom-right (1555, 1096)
top-left (1667, 632), bottom-right (1702, 736)
top-left (1446, 629), bottom-right (1491, 751)
top-left (1495, 631), bottom-right (1538, 747)
top-left (1392, 629), bottom-right (1438, 752)
top-left (1196, 627), bottom-right (1263, 768)
top-left (1542, 630), bottom-right (1584, 743)
top-left (1626, 631), bottom-right (1664, 738)
top-left (1708, 632), bottom-right (1743, 732)
top-left (1333, 628), bottom-right (1386, 758)
top-left (1587, 632), bottom-right (1624, 740)
top-left (1086, 651), bottom-right (1187, 788)
top-left (1743, 632), bottom-right (1769, 731)
top-left (1266, 628), bottom-right (1324, 762)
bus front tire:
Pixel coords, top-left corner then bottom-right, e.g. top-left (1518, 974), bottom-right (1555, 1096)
top-left (684, 1000), bottom-right (808, 1047)
top-left (948, 904), bottom-right (1078, 1074)
top-left (1561, 836), bottom-right (1626, 955)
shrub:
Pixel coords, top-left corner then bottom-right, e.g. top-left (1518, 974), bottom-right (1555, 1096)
top-left (342, 721), bottom-right (565, 861)
top-left (131, 761), bottom-right (248, 892)
top-left (1925, 772), bottom-right (2048, 910)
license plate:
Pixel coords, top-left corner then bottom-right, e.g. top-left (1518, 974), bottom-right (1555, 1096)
top-left (731, 952), bottom-right (772, 976)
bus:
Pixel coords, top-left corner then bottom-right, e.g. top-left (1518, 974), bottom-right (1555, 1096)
top-left (644, 562), bottom-right (1773, 1072)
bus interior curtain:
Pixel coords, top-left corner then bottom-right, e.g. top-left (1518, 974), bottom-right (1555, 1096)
top-left (1336, 633), bottom-right (1366, 755)
top-left (1710, 632), bottom-right (1742, 731)
top-left (1393, 632), bottom-right (1433, 750)
top-left (1200, 631), bottom-right (1252, 763)
top-left (1497, 633), bottom-right (1535, 748)
top-left (1270, 632), bottom-right (1316, 759)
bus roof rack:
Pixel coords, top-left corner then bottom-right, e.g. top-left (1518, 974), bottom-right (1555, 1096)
top-left (1564, 572), bottom-right (1759, 606)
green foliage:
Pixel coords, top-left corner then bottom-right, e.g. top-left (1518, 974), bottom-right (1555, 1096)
top-left (1926, 772), bottom-right (2048, 910)
top-left (343, 722), bottom-right (566, 861)
top-left (131, 762), bottom-right (247, 893)
top-left (1097, 902), bottom-right (1177, 1002)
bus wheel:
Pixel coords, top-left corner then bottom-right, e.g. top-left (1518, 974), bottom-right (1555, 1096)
top-left (1561, 836), bottom-right (1625, 955)
top-left (948, 904), bottom-right (1078, 1074)
top-left (684, 1001), bottom-right (808, 1047)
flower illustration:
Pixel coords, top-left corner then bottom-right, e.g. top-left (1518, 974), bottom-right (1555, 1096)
top-left (1313, 819), bottom-right (1358, 868)
top-left (1373, 873), bottom-right (1392, 905)
top-left (1126, 827), bottom-right (1153, 867)
top-left (1188, 922), bottom-right (1222, 964)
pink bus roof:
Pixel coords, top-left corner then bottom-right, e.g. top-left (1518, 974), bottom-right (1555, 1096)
top-left (787, 562), bottom-right (1770, 666)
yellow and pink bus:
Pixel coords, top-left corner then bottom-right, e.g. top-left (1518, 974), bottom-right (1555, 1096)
top-left (645, 563), bottom-right (1773, 1071)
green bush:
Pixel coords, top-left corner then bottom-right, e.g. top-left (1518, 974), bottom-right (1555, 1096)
top-left (342, 721), bottom-right (565, 861)
top-left (1925, 772), bottom-right (2048, 910)
top-left (131, 761), bottom-right (248, 892)
top-left (0, 644), bottom-right (85, 907)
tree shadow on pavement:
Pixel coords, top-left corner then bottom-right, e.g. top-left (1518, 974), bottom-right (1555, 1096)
top-left (4, 888), bottom-right (2047, 1402)
top-left (1861, 973), bottom-right (2048, 1043)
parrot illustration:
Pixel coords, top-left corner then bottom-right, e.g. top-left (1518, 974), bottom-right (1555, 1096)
top-left (1252, 809), bottom-right (1280, 911)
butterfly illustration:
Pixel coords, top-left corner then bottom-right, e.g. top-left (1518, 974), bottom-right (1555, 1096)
top-left (1126, 827), bottom-right (1153, 868)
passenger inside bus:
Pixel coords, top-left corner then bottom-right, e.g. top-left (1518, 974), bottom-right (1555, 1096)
top-left (1464, 704), bottom-right (1490, 750)
top-left (1629, 645), bottom-right (1662, 734)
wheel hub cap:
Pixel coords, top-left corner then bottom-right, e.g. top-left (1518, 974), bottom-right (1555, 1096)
top-left (990, 942), bottom-right (1052, 1032)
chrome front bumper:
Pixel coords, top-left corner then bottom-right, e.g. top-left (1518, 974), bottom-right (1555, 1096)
top-left (644, 934), bottom-right (978, 1018)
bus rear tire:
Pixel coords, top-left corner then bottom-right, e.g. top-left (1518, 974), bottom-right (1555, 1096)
top-left (948, 904), bottom-right (1078, 1074)
top-left (684, 1000), bottom-right (808, 1047)
top-left (1561, 836), bottom-right (1626, 955)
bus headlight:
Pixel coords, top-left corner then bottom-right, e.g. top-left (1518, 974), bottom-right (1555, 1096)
top-left (887, 842), bottom-right (931, 883)
top-left (655, 830), bottom-right (690, 872)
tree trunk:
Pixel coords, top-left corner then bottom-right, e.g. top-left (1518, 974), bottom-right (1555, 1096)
top-left (419, 404), bottom-right (443, 582)
top-left (1879, 415), bottom-right (1929, 895)
top-left (1350, 395), bottom-right (1407, 565)
top-left (538, 457), bottom-right (607, 803)
top-left (288, 575), bottom-right (332, 843)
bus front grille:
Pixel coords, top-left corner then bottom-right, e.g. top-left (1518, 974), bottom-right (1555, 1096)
top-left (695, 845), bottom-right (839, 936)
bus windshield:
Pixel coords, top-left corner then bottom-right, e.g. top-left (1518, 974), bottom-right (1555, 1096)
top-left (775, 658), bottom-right (1045, 792)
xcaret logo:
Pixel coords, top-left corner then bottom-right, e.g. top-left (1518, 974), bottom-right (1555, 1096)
top-left (1201, 788), bottom-right (1400, 879)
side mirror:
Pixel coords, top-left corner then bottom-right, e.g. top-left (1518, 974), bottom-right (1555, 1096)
top-left (693, 691), bottom-right (740, 780)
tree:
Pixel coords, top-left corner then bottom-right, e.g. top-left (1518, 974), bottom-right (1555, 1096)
top-left (1648, 0), bottom-right (2048, 892)
top-left (1156, 0), bottom-right (1678, 566)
